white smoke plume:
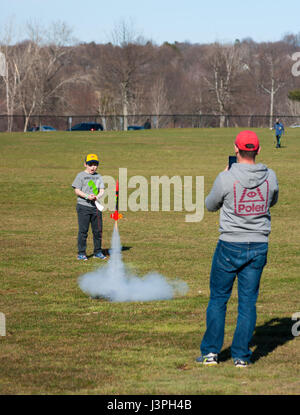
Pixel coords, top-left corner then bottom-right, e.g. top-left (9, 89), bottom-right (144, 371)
top-left (78, 227), bottom-right (189, 302)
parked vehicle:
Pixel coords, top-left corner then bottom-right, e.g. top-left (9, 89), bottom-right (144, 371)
top-left (28, 125), bottom-right (56, 131)
top-left (127, 125), bottom-right (145, 131)
top-left (128, 120), bottom-right (151, 131)
top-left (69, 122), bottom-right (104, 131)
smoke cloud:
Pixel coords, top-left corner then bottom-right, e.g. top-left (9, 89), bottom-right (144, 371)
top-left (78, 227), bottom-right (189, 302)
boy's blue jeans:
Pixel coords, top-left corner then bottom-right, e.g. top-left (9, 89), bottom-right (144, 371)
top-left (200, 240), bottom-right (268, 362)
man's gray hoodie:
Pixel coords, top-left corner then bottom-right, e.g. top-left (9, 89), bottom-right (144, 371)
top-left (205, 163), bottom-right (279, 243)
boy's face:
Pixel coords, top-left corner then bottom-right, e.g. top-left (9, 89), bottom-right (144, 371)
top-left (85, 162), bottom-right (98, 174)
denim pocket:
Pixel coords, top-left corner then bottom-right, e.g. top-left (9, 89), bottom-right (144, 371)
top-left (252, 253), bottom-right (267, 270)
top-left (251, 244), bottom-right (268, 269)
top-left (216, 242), bottom-right (242, 271)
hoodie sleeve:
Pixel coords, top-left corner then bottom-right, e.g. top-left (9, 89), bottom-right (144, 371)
top-left (205, 173), bottom-right (225, 212)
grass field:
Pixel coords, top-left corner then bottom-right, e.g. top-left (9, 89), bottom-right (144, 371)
top-left (0, 127), bottom-right (299, 395)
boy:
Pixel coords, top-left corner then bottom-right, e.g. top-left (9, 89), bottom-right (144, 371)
top-left (72, 154), bottom-right (106, 260)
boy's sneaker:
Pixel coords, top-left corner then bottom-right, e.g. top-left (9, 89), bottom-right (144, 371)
top-left (196, 353), bottom-right (218, 366)
top-left (77, 254), bottom-right (88, 261)
top-left (93, 251), bottom-right (107, 259)
top-left (234, 359), bottom-right (249, 368)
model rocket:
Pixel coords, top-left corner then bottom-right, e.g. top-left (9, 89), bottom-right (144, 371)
top-left (110, 180), bottom-right (123, 228)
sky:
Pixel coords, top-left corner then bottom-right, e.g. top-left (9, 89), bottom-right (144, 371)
top-left (1, 0), bottom-right (300, 45)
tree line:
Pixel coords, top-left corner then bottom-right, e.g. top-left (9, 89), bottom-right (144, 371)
top-left (0, 21), bottom-right (300, 131)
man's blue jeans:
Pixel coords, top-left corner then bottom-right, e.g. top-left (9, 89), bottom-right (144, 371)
top-left (200, 240), bottom-right (268, 362)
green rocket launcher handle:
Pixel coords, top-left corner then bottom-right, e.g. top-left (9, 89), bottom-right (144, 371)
top-left (88, 180), bottom-right (98, 195)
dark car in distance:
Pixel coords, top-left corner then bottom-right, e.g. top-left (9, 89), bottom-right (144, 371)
top-left (127, 125), bottom-right (144, 131)
top-left (127, 119), bottom-right (151, 131)
top-left (28, 125), bottom-right (56, 131)
top-left (70, 122), bottom-right (104, 131)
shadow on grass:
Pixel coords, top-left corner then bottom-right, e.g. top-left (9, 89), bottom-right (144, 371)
top-left (219, 317), bottom-right (295, 364)
top-left (87, 246), bottom-right (132, 259)
top-left (85, 246), bottom-right (132, 259)
top-left (102, 246), bottom-right (132, 257)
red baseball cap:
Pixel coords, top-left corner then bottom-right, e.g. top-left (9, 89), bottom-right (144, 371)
top-left (235, 131), bottom-right (260, 151)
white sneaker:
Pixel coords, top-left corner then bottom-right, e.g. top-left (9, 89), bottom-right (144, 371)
top-left (196, 353), bottom-right (218, 365)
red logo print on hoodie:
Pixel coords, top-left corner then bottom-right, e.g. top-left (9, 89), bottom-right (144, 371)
top-left (234, 180), bottom-right (269, 216)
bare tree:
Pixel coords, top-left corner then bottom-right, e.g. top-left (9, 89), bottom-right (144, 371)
top-left (0, 23), bottom-right (20, 131)
top-left (19, 21), bottom-right (79, 131)
top-left (202, 43), bottom-right (244, 127)
top-left (149, 77), bottom-right (169, 127)
top-left (258, 47), bottom-right (286, 128)
top-left (0, 21), bottom-right (79, 131)
top-left (97, 20), bottom-right (153, 130)
top-left (2, 27), bottom-right (300, 131)
top-left (287, 89), bottom-right (300, 116)
top-left (243, 42), bottom-right (291, 127)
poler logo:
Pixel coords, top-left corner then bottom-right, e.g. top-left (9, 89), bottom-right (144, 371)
top-left (234, 181), bottom-right (269, 216)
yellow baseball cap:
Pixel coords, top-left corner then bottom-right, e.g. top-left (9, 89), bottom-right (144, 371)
top-left (85, 154), bottom-right (99, 164)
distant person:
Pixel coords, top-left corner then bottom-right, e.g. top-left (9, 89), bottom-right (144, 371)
top-left (143, 119), bottom-right (151, 129)
top-left (273, 118), bottom-right (285, 148)
top-left (196, 131), bottom-right (279, 367)
top-left (72, 154), bottom-right (106, 261)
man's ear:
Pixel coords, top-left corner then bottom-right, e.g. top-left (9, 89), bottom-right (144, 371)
top-left (257, 146), bottom-right (261, 155)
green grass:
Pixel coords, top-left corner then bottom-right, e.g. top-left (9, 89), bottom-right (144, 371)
top-left (0, 128), bottom-right (299, 395)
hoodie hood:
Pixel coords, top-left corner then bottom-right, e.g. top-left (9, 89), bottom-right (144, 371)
top-left (229, 163), bottom-right (269, 189)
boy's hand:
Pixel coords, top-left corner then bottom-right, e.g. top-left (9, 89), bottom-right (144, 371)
top-left (88, 194), bottom-right (97, 201)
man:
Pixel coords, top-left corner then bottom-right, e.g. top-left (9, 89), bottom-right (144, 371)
top-left (143, 118), bottom-right (152, 129)
top-left (273, 118), bottom-right (285, 148)
top-left (197, 131), bottom-right (279, 367)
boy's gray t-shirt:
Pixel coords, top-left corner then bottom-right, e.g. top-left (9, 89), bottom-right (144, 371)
top-left (72, 171), bottom-right (105, 207)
